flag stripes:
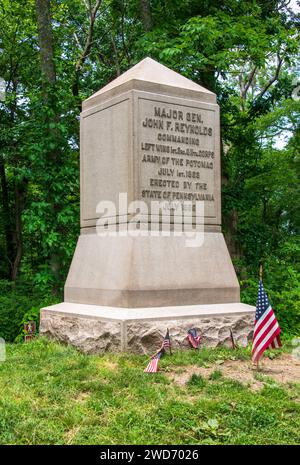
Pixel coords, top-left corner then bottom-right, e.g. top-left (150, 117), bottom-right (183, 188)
top-left (144, 330), bottom-right (172, 373)
top-left (144, 353), bottom-right (161, 373)
top-left (252, 279), bottom-right (282, 363)
top-left (187, 328), bottom-right (201, 349)
top-left (163, 329), bottom-right (171, 352)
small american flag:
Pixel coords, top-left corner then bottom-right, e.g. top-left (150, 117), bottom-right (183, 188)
top-left (144, 349), bottom-right (163, 373)
top-left (163, 329), bottom-right (171, 353)
top-left (252, 279), bottom-right (282, 363)
top-left (187, 328), bottom-right (201, 349)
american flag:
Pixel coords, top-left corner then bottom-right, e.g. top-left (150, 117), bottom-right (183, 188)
top-left (252, 279), bottom-right (282, 363)
top-left (144, 349), bottom-right (164, 373)
top-left (187, 328), bottom-right (201, 349)
top-left (163, 329), bottom-right (171, 353)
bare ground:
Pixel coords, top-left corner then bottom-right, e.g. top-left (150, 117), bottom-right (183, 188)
top-left (167, 353), bottom-right (300, 391)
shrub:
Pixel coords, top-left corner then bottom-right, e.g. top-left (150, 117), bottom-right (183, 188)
top-left (0, 280), bottom-right (56, 342)
top-left (240, 238), bottom-right (300, 340)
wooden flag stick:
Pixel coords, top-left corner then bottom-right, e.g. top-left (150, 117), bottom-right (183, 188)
top-left (230, 328), bottom-right (237, 349)
top-left (168, 329), bottom-right (172, 355)
top-left (254, 266), bottom-right (263, 370)
top-left (150, 346), bottom-right (162, 359)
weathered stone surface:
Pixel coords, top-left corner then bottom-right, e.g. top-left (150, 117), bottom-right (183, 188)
top-left (40, 303), bottom-right (254, 354)
top-left (40, 312), bottom-right (122, 354)
top-left (126, 314), bottom-right (253, 354)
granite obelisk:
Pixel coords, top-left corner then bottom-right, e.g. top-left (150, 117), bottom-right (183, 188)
top-left (40, 58), bottom-right (255, 353)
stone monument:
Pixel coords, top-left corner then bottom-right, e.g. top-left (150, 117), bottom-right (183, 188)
top-left (40, 58), bottom-right (255, 353)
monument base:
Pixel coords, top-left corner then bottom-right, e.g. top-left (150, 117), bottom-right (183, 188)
top-left (64, 232), bottom-right (240, 308)
top-left (40, 302), bottom-right (255, 354)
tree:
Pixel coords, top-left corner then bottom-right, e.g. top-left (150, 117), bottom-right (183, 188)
top-left (0, 0), bottom-right (298, 306)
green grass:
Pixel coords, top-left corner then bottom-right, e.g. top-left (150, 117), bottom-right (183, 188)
top-left (0, 338), bottom-right (299, 445)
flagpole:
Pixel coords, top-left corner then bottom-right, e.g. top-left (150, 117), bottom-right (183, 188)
top-left (150, 347), bottom-right (162, 359)
top-left (256, 264), bottom-right (263, 370)
top-left (230, 328), bottom-right (236, 349)
top-left (168, 328), bottom-right (172, 356)
top-left (252, 263), bottom-right (281, 371)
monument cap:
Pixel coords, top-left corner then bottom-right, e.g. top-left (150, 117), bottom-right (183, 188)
top-left (83, 57), bottom-right (216, 110)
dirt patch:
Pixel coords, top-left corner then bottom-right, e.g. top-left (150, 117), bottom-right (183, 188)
top-left (74, 392), bottom-right (90, 403)
top-left (64, 426), bottom-right (81, 444)
top-left (167, 353), bottom-right (300, 390)
top-left (94, 360), bottom-right (119, 371)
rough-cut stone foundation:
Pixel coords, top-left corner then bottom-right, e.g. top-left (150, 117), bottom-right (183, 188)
top-left (40, 302), bottom-right (255, 354)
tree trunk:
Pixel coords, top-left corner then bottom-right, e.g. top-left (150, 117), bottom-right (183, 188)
top-left (72, 0), bottom-right (102, 110)
top-left (223, 208), bottom-right (242, 260)
top-left (0, 74), bottom-right (27, 282)
top-left (199, 65), bottom-right (217, 93)
top-left (140, 0), bottom-right (152, 31)
top-left (35, 0), bottom-right (56, 86)
top-left (35, 0), bottom-right (62, 291)
top-left (11, 182), bottom-right (26, 281)
top-left (0, 157), bottom-right (14, 277)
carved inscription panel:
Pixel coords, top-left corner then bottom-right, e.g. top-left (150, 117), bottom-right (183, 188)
top-left (138, 98), bottom-right (218, 219)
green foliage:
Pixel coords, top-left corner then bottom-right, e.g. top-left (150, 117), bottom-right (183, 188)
top-left (161, 345), bottom-right (251, 368)
top-left (209, 369), bottom-right (223, 381)
top-left (14, 305), bottom-right (42, 343)
top-left (0, 280), bottom-right (56, 342)
top-left (187, 373), bottom-right (206, 389)
top-left (0, 1), bottom-right (299, 338)
top-left (241, 236), bottom-right (300, 339)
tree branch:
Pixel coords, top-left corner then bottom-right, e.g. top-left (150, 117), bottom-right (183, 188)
top-left (242, 65), bottom-right (257, 99)
top-left (255, 54), bottom-right (284, 101)
top-left (75, 0), bottom-right (102, 72)
top-left (73, 32), bottom-right (83, 52)
top-left (121, 0), bottom-right (131, 63)
top-left (111, 34), bottom-right (121, 77)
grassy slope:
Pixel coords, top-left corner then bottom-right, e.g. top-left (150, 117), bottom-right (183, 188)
top-left (0, 338), bottom-right (299, 445)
